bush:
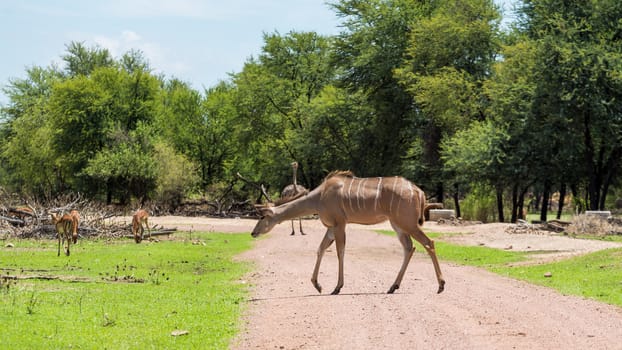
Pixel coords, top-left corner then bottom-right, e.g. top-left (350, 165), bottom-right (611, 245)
top-left (153, 142), bottom-right (200, 211)
top-left (460, 184), bottom-right (496, 222)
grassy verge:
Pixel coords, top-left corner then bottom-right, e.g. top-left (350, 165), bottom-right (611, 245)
top-left (0, 232), bottom-right (253, 349)
top-left (377, 230), bottom-right (622, 307)
top-left (491, 248), bottom-right (622, 306)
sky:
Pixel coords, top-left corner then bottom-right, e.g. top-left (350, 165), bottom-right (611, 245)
top-left (0, 0), bottom-right (517, 106)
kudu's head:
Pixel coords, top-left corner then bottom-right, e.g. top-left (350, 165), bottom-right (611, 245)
top-left (251, 204), bottom-right (278, 237)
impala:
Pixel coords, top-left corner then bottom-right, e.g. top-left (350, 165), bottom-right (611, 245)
top-left (51, 213), bottom-right (74, 256)
top-left (132, 209), bottom-right (151, 243)
top-left (69, 209), bottom-right (80, 243)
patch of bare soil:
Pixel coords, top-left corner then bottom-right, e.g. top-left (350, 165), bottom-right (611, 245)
top-left (428, 221), bottom-right (622, 264)
top-left (143, 216), bottom-right (622, 350)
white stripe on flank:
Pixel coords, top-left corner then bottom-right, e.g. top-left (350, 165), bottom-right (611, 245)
top-left (357, 178), bottom-right (366, 210)
top-left (390, 177), bottom-right (398, 213)
top-left (347, 178), bottom-right (355, 213)
top-left (374, 177), bottom-right (382, 210)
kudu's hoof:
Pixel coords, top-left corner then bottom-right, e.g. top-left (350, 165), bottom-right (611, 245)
top-left (387, 284), bottom-right (399, 294)
top-left (437, 280), bottom-right (446, 294)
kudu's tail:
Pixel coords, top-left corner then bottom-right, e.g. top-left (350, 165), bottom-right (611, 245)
top-left (419, 191), bottom-right (427, 226)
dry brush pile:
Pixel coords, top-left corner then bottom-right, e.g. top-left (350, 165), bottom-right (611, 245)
top-left (505, 215), bottom-right (622, 236)
top-left (0, 192), bottom-right (172, 240)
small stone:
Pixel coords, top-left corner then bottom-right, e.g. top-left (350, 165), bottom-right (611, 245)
top-left (171, 330), bottom-right (189, 336)
top-left (544, 272), bottom-right (553, 278)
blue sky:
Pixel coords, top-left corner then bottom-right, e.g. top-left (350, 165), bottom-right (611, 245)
top-left (0, 1), bottom-right (516, 106)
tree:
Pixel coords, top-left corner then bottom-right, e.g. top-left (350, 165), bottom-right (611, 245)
top-left (232, 31), bottom-right (335, 190)
top-left (483, 39), bottom-right (540, 222)
top-left (518, 0), bottom-right (622, 211)
top-left (0, 65), bottom-right (63, 195)
top-left (331, 0), bottom-right (431, 177)
top-left (62, 41), bottom-right (114, 77)
top-left (394, 0), bottom-right (501, 204)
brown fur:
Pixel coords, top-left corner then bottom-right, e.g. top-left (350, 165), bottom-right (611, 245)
top-left (252, 173), bottom-right (444, 295)
top-left (69, 210), bottom-right (80, 244)
top-left (51, 213), bottom-right (74, 256)
top-left (324, 170), bottom-right (355, 180)
top-left (132, 209), bottom-right (150, 243)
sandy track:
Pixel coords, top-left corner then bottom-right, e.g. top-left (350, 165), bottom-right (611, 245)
top-left (144, 216), bottom-right (622, 349)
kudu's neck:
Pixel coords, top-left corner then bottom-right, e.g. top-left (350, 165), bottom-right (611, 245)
top-left (273, 190), bottom-right (319, 223)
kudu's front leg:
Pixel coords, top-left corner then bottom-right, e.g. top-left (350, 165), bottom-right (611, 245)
top-left (331, 226), bottom-right (346, 295)
top-left (311, 229), bottom-right (335, 293)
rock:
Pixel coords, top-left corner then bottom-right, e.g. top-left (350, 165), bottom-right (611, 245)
top-left (544, 272), bottom-right (553, 278)
top-left (171, 330), bottom-right (189, 337)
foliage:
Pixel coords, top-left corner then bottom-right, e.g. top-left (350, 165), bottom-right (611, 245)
top-left (2, 1), bottom-right (622, 217)
top-left (0, 233), bottom-right (252, 349)
top-left (441, 119), bottom-right (509, 186)
top-left (458, 184), bottom-right (498, 222)
top-left (518, 0), bottom-right (622, 210)
top-left (152, 142), bottom-right (201, 209)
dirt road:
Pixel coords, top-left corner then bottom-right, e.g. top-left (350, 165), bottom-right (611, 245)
top-left (146, 216), bottom-right (622, 349)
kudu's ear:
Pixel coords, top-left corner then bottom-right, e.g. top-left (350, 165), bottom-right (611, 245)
top-left (254, 204), bottom-right (275, 217)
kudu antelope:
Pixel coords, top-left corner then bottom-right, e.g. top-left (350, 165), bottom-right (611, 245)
top-left (51, 213), bottom-right (75, 256)
top-left (252, 171), bottom-right (445, 295)
top-left (280, 161), bottom-right (308, 235)
top-left (132, 209), bottom-right (151, 243)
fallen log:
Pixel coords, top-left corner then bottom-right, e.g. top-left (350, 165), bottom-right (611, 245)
top-left (0, 215), bottom-right (25, 226)
top-left (123, 228), bottom-right (178, 240)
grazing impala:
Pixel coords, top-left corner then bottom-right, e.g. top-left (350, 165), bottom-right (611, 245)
top-left (132, 209), bottom-right (150, 243)
top-left (252, 171), bottom-right (445, 295)
top-left (51, 213), bottom-right (74, 256)
top-left (69, 209), bottom-right (80, 244)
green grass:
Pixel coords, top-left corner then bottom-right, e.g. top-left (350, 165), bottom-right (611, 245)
top-left (492, 248), bottom-right (622, 306)
top-left (0, 232), bottom-right (253, 349)
top-left (525, 213), bottom-right (574, 222)
top-left (377, 230), bottom-right (622, 307)
top-left (377, 230), bottom-right (528, 268)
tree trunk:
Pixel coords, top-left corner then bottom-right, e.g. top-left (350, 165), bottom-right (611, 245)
top-left (556, 183), bottom-right (566, 219)
top-left (540, 180), bottom-right (551, 222)
top-left (510, 184), bottom-right (518, 223)
top-left (496, 186), bottom-right (504, 223)
top-left (518, 190), bottom-right (526, 220)
top-left (436, 182), bottom-right (444, 206)
top-left (453, 188), bottom-right (461, 219)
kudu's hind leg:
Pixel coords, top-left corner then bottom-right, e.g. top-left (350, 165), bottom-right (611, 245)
top-left (311, 228), bottom-right (335, 293)
top-left (411, 227), bottom-right (445, 294)
top-left (388, 224), bottom-right (416, 293)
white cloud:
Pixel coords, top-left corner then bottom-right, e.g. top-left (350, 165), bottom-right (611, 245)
top-left (92, 31), bottom-right (189, 76)
top-left (121, 30), bottom-right (141, 43)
